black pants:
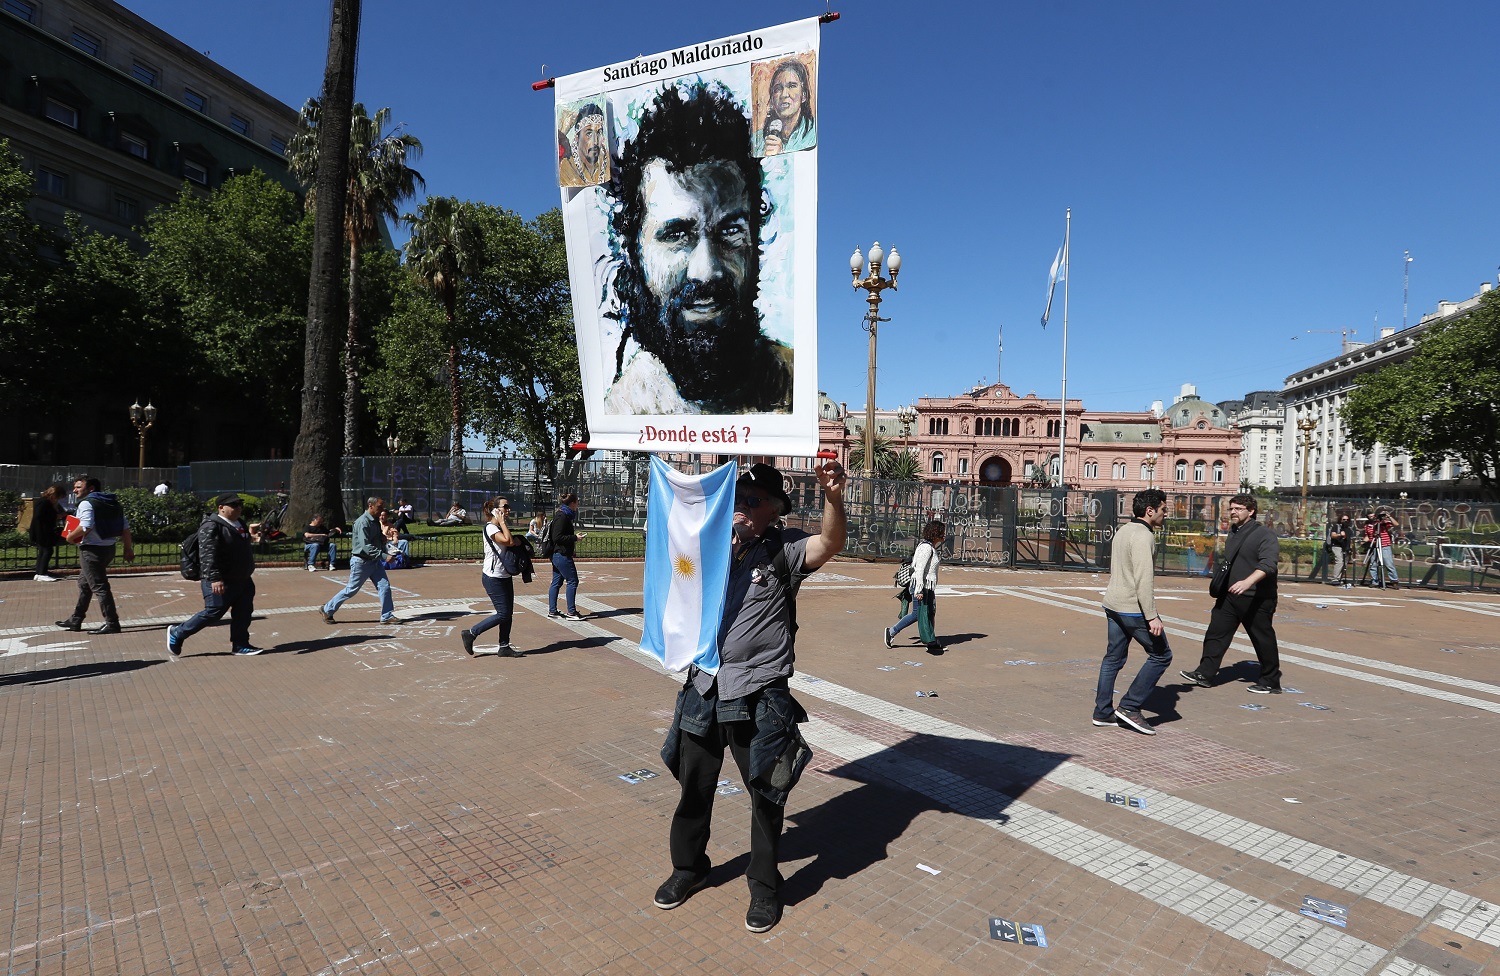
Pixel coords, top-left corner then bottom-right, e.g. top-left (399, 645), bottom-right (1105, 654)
top-left (669, 721), bottom-right (786, 900)
top-left (33, 544), bottom-right (56, 576)
top-left (70, 544), bottom-right (119, 626)
top-left (1193, 593), bottom-right (1280, 687)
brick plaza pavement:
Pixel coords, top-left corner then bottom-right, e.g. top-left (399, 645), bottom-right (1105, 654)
top-left (1, 558), bottom-right (1499, 975)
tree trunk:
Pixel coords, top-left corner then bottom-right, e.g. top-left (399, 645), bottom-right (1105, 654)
top-left (342, 237), bottom-right (363, 457)
top-left (448, 330), bottom-right (463, 504)
top-left (289, 0), bottom-right (360, 531)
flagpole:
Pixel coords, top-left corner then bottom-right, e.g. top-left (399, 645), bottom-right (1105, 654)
top-left (1058, 208), bottom-right (1070, 488)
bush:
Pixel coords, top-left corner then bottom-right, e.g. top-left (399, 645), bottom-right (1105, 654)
top-left (115, 488), bottom-right (211, 543)
top-left (0, 489), bottom-right (20, 533)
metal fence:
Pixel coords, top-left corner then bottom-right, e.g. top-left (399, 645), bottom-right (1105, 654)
top-left (5, 458), bottom-right (1498, 591)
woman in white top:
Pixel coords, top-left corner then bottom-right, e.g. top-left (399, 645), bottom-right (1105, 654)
top-left (885, 520), bottom-right (946, 655)
top-left (461, 496), bottom-right (522, 658)
top-left (526, 511), bottom-right (547, 546)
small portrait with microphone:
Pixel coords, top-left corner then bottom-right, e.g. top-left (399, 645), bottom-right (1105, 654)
top-left (751, 53), bottom-right (817, 157)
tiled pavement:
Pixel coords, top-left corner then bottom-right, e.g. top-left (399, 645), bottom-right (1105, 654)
top-left (2, 560), bottom-right (1499, 975)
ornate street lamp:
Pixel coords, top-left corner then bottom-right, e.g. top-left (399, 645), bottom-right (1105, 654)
top-left (1143, 452), bottom-right (1158, 490)
top-left (1298, 415), bottom-right (1317, 507)
top-left (128, 400), bottom-right (157, 484)
top-left (896, 404), bottom-right (917, 459)
top-left (851, 241), bottom-right (902, 483)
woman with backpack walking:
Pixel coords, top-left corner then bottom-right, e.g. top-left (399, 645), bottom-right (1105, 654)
top-left (461, 496), bottom-right (523, 658)
top-left (884, 520), bottom-right (946, 655)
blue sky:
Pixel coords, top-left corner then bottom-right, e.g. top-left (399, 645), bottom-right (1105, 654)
top-left (123, 0), bottom-right (1498, 421)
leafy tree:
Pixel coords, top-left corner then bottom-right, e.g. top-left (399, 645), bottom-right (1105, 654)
top-left (290, 0), bottom-right (361, 531)
top-left (1342, 290), bottom-right (1500, 499)
top-left (0, 139), bottom-right (56, 413)
top-left (463, 206), bottom-right (586, 479)
top-left (364, 264), bottom-right (451, 450)
top-left (140, 173), bottom-right (311, 427)
top-left (404, 195), bottom-right (481, 465)
top-left (288, 100), bottom-right (423, 456)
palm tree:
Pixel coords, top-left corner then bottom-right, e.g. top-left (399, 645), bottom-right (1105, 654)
top-left (888, 449), bottom-right (922, 482)
top-left (403, 196), bottom-right (480, 468)
top-left (848, 435), bottom-right (899, 478)
top-left (288, 0), bottom-right (359, 533)
top-left (288, 101), bottom-right (424, 456)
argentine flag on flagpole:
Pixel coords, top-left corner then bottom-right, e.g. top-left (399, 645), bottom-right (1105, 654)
top-left (641, 457), bottom-right (737, 674)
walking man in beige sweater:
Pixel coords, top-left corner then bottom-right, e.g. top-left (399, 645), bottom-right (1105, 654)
top-left (1093, 489), bottom-right (1171, 735)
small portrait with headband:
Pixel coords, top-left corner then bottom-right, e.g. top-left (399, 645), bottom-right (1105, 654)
top-left (750, 52), bottom-right (817, 158)
top-left (558, 98), bottom-right (611, 187)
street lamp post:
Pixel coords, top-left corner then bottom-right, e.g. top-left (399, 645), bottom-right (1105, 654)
top-left (1298, 416), bottom-right (1317, 527)
top-left (128, 400), bottom-right (157, 485)
top-left (1144, 452), bottom-right (1158, 490)
top-left (850, 242), bottom-right (902, 484)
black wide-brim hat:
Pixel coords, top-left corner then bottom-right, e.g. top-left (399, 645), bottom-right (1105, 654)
top-left (739, 463), bottom-right (791, 517)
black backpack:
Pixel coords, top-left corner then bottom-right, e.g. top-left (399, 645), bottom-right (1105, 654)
top-left (538, 517), bottom-right (557, 559)
top-left (180, 519), bottom-right (207, 581)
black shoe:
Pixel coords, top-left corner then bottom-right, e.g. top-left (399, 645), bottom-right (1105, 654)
top-left (497, 644), bottom-right (524, 658)
top-left (55, 619), bottom-right (82, 632)
top-left (653, 871), bottom-right (710, 910)
top-left (232, 645), bottom-right (265, 656)
top-left (460, 629), bottom-right (476, 657)
top-left (1179, 669), bottom-right (1210, 688)
top-left (745, 896), bottom-right (782, 933)
top-left (926, 643), bottom-right (945, 655)
top-left (882, 627), bottom-right (894, 648)
top-left (92, 622), bottom-right (122, 635)
top-left (1092, 716), bottom-right (1118, 728)
top-left (1114, 708), bottom-right (1156, 735)
top-left (562, 611), bottom-right (585, 622)
top-left (1247, 683), bottom-right (1282, 695)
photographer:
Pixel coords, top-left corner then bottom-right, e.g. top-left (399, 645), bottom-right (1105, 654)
top-left (1362, 508), bottom-right (1400, 588)
top-left (1328, 513), bottom-right (1353, 585)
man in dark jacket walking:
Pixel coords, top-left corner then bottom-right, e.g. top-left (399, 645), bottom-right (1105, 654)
top-left (167, 494), bottom-right (264, 658)
top-left (1181, 494), bottom-right (1284, 694)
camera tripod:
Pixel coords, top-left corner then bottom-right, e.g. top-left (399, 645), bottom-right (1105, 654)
top-left (1354, 542), bottom-right (1396, 589)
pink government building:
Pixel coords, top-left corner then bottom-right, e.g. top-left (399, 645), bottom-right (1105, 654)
top-left (805, 383), bottom-right (1243, 500)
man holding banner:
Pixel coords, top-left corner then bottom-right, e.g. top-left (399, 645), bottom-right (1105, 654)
top-left (649, 457), bottom-right (845, 933)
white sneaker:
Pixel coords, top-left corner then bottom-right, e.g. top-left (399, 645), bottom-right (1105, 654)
top-left (307, 565), bottom-right (316, 572)
top-left (34, 574), bottom-right (59, 582)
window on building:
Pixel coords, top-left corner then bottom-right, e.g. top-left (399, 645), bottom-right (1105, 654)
top-left (114, 194), bottom-right (139, 225)
top-left (4, 0), bottom-right (37, 21)
top-left (1175, 460), bottom-right (1187, 483)
top-left (120, 132), bottom-right (149, 160)
top-left (1212, 461), bottom-right (1225, 483)
top-left (44, 98), bottom-right (79, 129)
top-left (1084, 460), bottom-right (1099, 479)
top-left (183, 88), bottom-right (207, 113)
top-left (931, 452), bottom-right (944, 474)
top-left (1193, 461), bottom-right (1206, 483)
top-left (1142, 430), bottom-right (1152, 440)
top-left (71, 28), bottom-right (102, 57)
top-left (1114, 430), bottom-right (1123, 440)
top-left (269, 134), bottom-right (287, 155)
top-left (229, 113), bottom-right (252, 136)
top-left (958, 457), bottom-right (969, 475)
top-left (182, 159), bottom-right (209, 185)
top-left (131, 61), bottom-right (159, 87)
top-left (36, 167), bottom-right (67, 197)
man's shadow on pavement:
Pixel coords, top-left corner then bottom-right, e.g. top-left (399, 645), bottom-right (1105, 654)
top-left (1, 660), bottom-right (159, 687)
top-left (764, 735), bottom-right (1069, 905)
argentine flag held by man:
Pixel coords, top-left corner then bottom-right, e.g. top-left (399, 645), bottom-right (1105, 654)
top-left (642, 457), bottom-right (737, 674)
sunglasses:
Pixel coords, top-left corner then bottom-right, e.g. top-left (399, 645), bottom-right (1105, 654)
top-left (735, 492), bottom-right (770, 510)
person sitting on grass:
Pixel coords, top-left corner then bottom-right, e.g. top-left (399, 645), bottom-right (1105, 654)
top-left (428, 503), bottom-right (470, 527)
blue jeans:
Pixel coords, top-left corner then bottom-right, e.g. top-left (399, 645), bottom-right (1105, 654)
top-left (471, 573), bottom-right (513, 644)
top-left (176, 577), bottom-right (256, 649)
top-left (1095, 609), bottom-right (1172, 718)
top-left (548, 553), bottom-right (578, 614)
top-left (304, 540), bottom-right (338, 568)
top-left (324, 555), bottom-right (394, 619)
top-left (1373, 545), bottom-right (1398, 584)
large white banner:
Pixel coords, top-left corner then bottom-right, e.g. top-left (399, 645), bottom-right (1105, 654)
top-left (554, 18), bottom-right (821, 456)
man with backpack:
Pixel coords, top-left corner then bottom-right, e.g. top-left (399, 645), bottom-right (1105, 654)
top-left (654, 460), bottom-right (846, 935)
top-left (167, 494), bottom-right (264, 658)
top-left (56, 476), bottom-right (134, 635)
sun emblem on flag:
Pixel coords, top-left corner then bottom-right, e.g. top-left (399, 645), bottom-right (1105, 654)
top-left (673, 551), bottom-right (697, 580)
